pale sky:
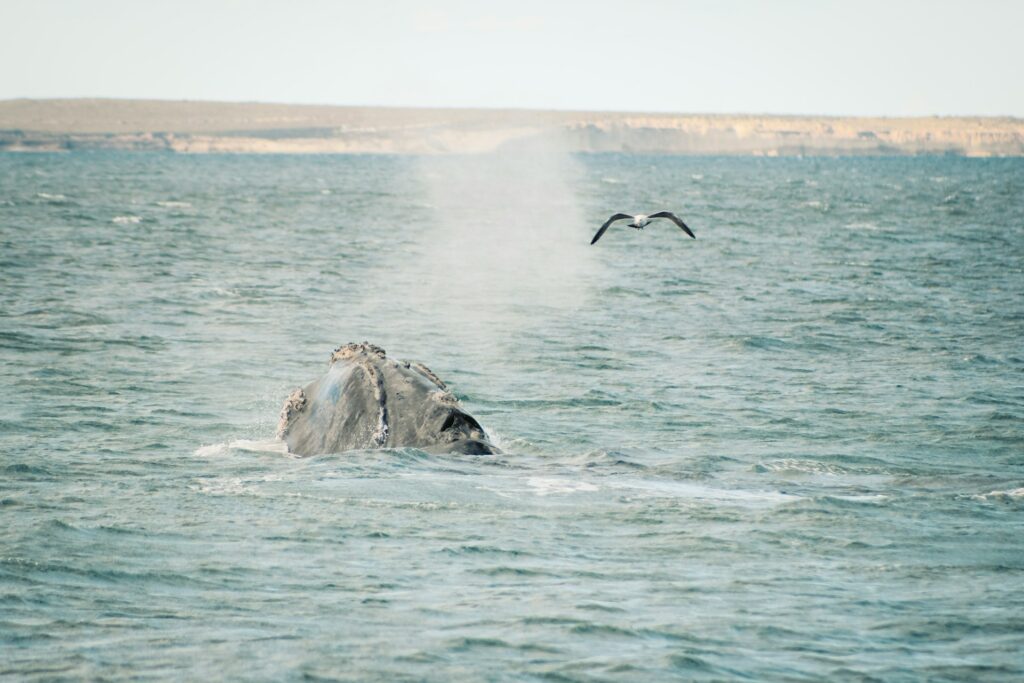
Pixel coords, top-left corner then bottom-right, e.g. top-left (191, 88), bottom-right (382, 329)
top-left (2, 0), bottom-right (1022, 116)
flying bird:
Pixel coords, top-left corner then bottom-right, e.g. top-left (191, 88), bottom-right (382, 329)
top-left (590, 212), bottom-right (696, 245)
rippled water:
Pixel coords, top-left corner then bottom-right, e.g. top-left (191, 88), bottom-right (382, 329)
top-left (2, 151), bottom-right (1023, 680)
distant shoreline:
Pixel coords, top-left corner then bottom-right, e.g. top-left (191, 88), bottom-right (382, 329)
top-left (2, 99), bottom-right (1022, 156)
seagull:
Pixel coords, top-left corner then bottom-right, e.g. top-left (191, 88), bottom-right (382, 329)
top-left (590, 211), bottom-right (696, 245)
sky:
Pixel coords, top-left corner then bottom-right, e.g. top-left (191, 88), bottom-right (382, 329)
top-left (2, 0), bottom-right (1022, 117)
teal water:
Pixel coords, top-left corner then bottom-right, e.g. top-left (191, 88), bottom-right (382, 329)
top-left (1, 151), bottom-right (1023, 681)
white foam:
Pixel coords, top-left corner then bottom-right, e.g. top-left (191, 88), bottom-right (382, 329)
top-left (190, 471), bottom-right (291, 496)
top-left (193, 439), bottom-right (290, 457)
top-left (112, 215), bottom-right (142, 224)
top-left (833, 494), bottom-right (888, 503)
top-left (156, 200), bottom-right (192, 208)
top-left (526, 477), bottom-right (599, 496)
top-left (611, 478), bottom-right (800, 506)
top-left (977, 487), bottom-right (1024, 500)
top-left (756, 459), bottom-right (850, 475)
top-left (483, 428), bottom-right (536, 455)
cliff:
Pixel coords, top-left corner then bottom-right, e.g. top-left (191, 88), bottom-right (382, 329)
top-left (2, 99), bottom-right (1022, 156)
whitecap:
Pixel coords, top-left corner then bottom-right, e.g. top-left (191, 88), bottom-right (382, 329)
top-left (755, 459), bottom-right (850, 475)
top-left (156, 200), bottom-right (192, 208)
top-left (832, 494), bottom-right (888, 504)
top-left (976, 487), bottom-right (1024, 501)
top-left (112, 215), bottom-right (142, 224)
top-left (193, 439), bottom-right (290, 457)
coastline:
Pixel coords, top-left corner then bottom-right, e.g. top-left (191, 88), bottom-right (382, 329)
top-left (2, 98), bottom-right (1023, 156)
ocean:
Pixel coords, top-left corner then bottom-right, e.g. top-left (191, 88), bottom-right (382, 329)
top-left (1, 151), bottom-right (1022, 680)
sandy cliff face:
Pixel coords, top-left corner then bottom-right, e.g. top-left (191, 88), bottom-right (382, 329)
top-left (1, 99), bottom-right (1022, 156)
top-left (565, 116), bottom-right (1024, 156)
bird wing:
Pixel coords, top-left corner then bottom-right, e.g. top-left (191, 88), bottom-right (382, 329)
top-left (648, 211), bottom-right (696, 239)
top-left (590, 213), bottom-right (633, 245)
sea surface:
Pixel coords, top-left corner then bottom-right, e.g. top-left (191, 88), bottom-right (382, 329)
top-left (1, 150), bottom-right (1023, 681)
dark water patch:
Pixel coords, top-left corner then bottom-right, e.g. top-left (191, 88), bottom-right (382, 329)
top-left (446, 636), bottom-right (560, 655)
top-left (471, 566), bottom-right (561, 578)
top-left (568, 622), bottom-right (692, 641)
top-left (568, 450), bottom-right (649, 471)
top-left (442, 544), bottom-right (534, 558)
top-left (0, 330), bottom-right (61, 351)
top-left (0, 556), bottom-right (227, 589)
top-left (732, 335), bottom-right (793, 352)
top-left (3, 463), bottom-right (55, 479)
top-left (575, 602), bottom-right (627, 613)
top-left (484, 396), bottom-right (622, 409)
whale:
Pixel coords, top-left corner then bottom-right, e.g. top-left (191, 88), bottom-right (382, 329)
top-left (277, 342), bottom-right (498, 456)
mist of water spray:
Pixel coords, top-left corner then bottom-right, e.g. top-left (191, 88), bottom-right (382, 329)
top-left (408, 131), bottom-right (597, 333)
